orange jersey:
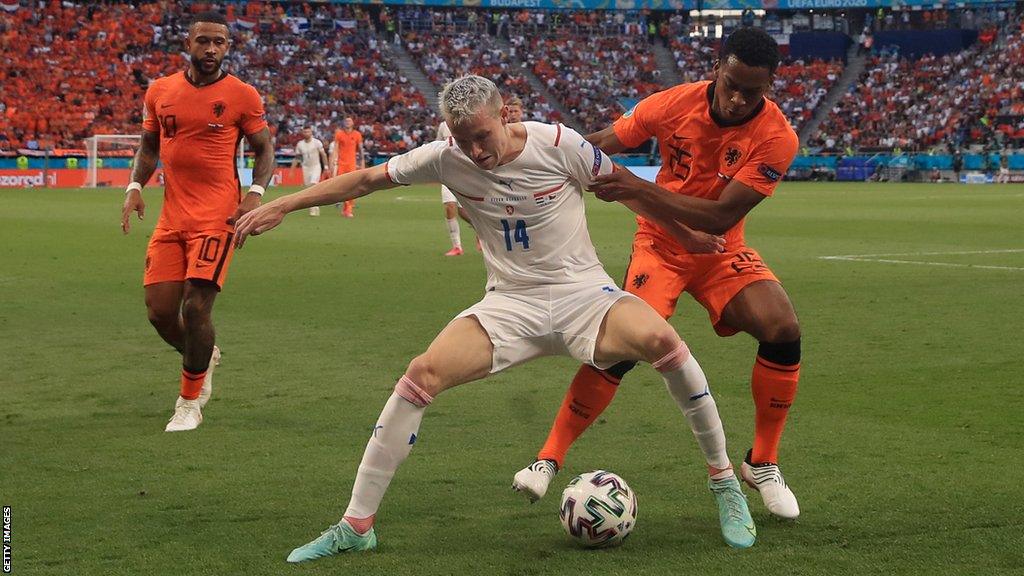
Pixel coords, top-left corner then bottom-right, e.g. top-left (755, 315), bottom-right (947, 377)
top-left (333, 129), bottom-right (362, 169)
top-left (614, 81), bottom-right (798, 250)
top-left (143, 72), bottom-right (267, 231)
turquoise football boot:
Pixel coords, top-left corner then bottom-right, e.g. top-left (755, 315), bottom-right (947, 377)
top-left (709, 475), bottom-right (757, 549)
top-left (286, 519), bottom-right (377, 563)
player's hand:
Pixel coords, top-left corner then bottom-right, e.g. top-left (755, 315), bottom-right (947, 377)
top-left (233, 201), bottom-right (288, 248)
top-left (590, 163), bottom-right (648, 202)
top-left (227, 192), bottom-right (263, 226)
top-left (121, 189), bottom-right (145, 234)
top-left (676, 226), bottom-right (727, 254)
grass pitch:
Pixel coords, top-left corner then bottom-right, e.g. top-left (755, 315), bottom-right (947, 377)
top-left (1, 182), bottom-right (1022, 575)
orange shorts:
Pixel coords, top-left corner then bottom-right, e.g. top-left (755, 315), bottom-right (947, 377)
top-left (622, 234), bottom-right (780, 336)
top-left (144, 228), bottom-right (235, 289)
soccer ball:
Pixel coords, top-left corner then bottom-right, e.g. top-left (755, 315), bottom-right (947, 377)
top-left (559, 470), bottom-right (638, 548)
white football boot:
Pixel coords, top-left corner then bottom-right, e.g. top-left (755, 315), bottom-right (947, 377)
top-left (197, 345), bottom-right (220, 408)
top-left (165, 396), bottom-right (203, 432)
top-left (740, 449), bottom-right (800, 519)
top-left (512, 459), bottom-right (558, 502)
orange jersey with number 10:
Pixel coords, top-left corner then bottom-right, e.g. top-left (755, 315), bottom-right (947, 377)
top-left (613, 80), bottom-right (798, 251)
top-left (143, 72), bottom-right (267, 232)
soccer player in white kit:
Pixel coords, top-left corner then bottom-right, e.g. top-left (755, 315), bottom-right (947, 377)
top-left (233, 76), bottom-right (755, 562)
top-left (438, 96), bottom-right (523, 255)
top-left (291, 126), bottom-right (328, 216)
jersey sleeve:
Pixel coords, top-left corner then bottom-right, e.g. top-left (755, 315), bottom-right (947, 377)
top-left (731, 128), bottom-right (799, 197)
top-left (612, 90), bottom-right (668, 148)
top-left (386, 140), bottom-right (446, 185)
top-left (557, 124), bottom-right (613, 188)
top-left (142, 83), bottom-right (159, 133)
top-left (238, 84), bottom-right (268, 136)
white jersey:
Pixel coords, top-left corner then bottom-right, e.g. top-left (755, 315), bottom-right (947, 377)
top-left (388, 122), bottom-right (614, 290)
top-left (295, 138), bottom-right (325, 170)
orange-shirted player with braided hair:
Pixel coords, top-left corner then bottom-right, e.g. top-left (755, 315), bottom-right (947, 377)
top-left (514, 27), bottom-right (804, 521)
top-left (120, 11), bottom-right (275, 432)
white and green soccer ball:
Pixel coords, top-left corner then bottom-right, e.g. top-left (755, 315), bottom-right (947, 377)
top-left (559, 470), bottom-right (638, 548)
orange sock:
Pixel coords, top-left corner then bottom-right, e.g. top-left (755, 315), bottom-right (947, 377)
top-left (751, 356), bottom-right (800, 464)
top-left (537, 365), bottom-right (620, 467)
top-left (180, 368), bottom-right (206, 400)
top-left (344, 200), bottom-right (354, 212)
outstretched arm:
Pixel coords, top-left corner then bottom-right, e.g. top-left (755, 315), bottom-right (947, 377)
top-left (121, 129), bottom-right (160, 234)
top-left (616, 197), bottom-right (726, 253)
top-left (233, 163), bottom-right (396, 247)
top-left (591, 164), bottom-right (765, 235)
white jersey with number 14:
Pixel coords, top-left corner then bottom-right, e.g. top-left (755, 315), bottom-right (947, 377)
top-left (387, 122), bottom-right (614, 290)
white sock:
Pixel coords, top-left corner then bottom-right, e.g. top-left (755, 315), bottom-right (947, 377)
top-left (654, 345), bottom-right (731, 471)
top-left (446, 218), bottom-right (461, 249)
top-left (344, 377), bottom-right (432, 520)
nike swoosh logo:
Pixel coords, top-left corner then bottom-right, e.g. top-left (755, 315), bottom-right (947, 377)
top-left (160, 103), bottom-right (173, 109)
top-left (195, 261), bottom-right (212, 269)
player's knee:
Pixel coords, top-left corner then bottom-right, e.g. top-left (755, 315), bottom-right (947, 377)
top-left (762, 317), bottom-right (801, 344)
top-left (405, 355), bottom-right (444, 397)
top-left (145, 299), bottom-right (177, 330)
top-left (146, 307), bottom-right (175, 330)
top-left (643, 327), bottom-right (683, 362)
top-left (181, 295), bottom-right (212, 325)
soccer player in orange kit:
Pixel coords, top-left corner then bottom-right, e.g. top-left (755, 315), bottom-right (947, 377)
top-left (331, 116), bottom-right (365, 217)
top-left (120, 11), bottom-right (275, 432)
top-left (514, 28), bottom-right (804, 520)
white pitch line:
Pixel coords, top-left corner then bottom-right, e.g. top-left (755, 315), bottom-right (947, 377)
top-left (820, 256), bottom-right (1024, 271)
top-left (393, 195), bottom-right (437, 202)
top-left (820, 248), bottom-right (1024, 271)
top-left (822, 248), bottom-right (1024, 259)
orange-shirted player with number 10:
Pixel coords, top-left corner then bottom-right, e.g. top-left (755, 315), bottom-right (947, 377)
top-left (120, 11), bottom-right (275, 432)
top-left (513, 28), bottom-right (805, 520)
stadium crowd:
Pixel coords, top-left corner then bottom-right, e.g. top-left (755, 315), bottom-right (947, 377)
top-left (0, 1), bottom-right (438, 157)
top-left (0, 2), bottom-right (182, 152)
top-left (227, 4), bottom-right (437, 157)
top-left (812, 11), bottom-right (1024, 153)
top-left (1, 1), bottom-right (1022, 159)
top-left (402, 31), bottom-right (561, 124)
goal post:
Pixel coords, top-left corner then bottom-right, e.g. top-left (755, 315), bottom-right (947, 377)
top-left (84, 134), bottom-right (141, 188)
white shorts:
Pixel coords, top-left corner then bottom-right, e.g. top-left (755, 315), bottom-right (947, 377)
top-left (302, 167), bottom-right (322, 186)
top-left (440, 185), bottom-right (459, 205)
top-left (455, 279), bottom-right (637, 374)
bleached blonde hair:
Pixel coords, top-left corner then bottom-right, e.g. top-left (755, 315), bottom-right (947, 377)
top-left (439, 75), bottom-right (504, 126)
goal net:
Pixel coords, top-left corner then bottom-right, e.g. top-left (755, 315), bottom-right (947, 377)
top-left (84, 135), bottom-right (141, 188)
